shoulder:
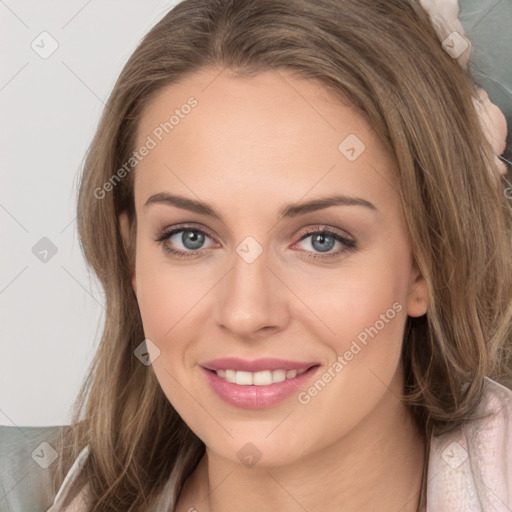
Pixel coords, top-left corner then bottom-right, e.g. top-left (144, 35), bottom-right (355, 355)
top-left (0, 424), bottom-right (69, 512)
top-left (47, 445), bottom-right (178, 512)
top-left (426, 377), bottom-right (512, 511)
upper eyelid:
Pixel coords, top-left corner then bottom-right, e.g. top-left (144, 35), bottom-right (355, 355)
top-left (298, 225), bottom-right (353, 239)
top-left (158, 223), bottom-right (218, 242)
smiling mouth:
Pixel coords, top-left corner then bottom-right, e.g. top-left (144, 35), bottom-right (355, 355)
top-left (201, 361), bottom-right (321, 409)
top-left (206, 366), bottom-right (317, 385)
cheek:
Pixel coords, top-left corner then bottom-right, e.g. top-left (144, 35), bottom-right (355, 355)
top-left (290, 240), bottom-right (411, 351)
top-left (311, 242), bottom-right (411, 410)
top-left (134, 241), bottom-right (204, 341)
top-left (134, 251), bottom-right (200, 410)
top-left (293, 269), bottom-right (409, 444)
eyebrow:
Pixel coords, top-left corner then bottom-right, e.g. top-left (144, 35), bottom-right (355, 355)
top-left (144, 192), bottom-right (378, 220)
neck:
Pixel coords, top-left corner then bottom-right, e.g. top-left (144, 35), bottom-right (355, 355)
top-left (177, 378), bottom-right (426, 512)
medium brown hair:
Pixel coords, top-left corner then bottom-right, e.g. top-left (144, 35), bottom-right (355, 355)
top-left (50, 0), bottom-right (512, 510)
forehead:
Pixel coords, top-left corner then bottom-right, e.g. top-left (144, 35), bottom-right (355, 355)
top-left (132, 67), bottom-right (398, 215)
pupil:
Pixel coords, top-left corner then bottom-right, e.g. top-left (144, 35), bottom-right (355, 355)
top-left (312, 233), bottom-right (334, 253)
top-left (183, 230), bottom-right (204, 249)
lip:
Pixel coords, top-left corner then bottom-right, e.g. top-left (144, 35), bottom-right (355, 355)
top-left (200, 358), bottom-right (320, 409)
top-left (201, 357), bottom-right (318, 372)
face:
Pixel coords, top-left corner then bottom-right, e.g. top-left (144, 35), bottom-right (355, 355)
top-left (120, 67), bottom-right (428, 469)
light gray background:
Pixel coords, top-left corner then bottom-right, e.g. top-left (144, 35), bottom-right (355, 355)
top-left (0, 0), bottom-right (180, 427)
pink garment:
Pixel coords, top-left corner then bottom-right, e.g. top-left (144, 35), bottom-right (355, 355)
top-left (48, 377), bottom-right (512, 511)
top-left (426, 377), bottom-right (512, 510)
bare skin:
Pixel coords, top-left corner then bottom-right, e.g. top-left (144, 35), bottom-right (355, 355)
top-left (120, 66), bottom-right (429, 512)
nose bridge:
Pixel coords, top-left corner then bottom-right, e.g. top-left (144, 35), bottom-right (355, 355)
top-left (216, 235), bottom-right (288, 336)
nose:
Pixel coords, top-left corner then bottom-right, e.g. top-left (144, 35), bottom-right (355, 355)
top-left (215, 243), bottom-right (290, 339)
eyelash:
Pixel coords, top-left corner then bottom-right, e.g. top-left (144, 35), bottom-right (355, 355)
top-left (154, 224), bottom-right (357, 261)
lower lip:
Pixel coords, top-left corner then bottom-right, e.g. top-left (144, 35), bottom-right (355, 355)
top-left (201, 366), bottom-right (320, 409)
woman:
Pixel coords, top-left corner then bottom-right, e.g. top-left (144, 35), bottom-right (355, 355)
top-left (3, 0), bottom-right (511, 510)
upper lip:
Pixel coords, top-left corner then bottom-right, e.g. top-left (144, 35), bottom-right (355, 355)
top-left (201, 357), bottom-right (319, 372)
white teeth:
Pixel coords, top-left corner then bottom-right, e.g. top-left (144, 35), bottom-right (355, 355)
top-left (214, 368), bottom-right (308, 385)
top-left (253, 371), bottom-right (272, 385)
top-left (272, 369), bottom-right (286, 383)
top-left (235, 371), bottom-right (253, 385)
